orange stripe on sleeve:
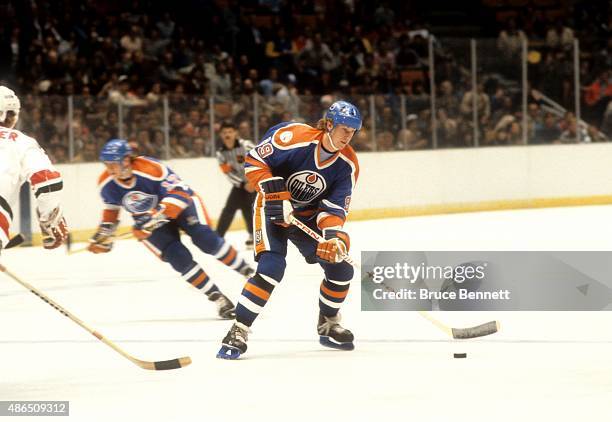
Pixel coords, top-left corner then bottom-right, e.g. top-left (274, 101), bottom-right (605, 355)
top-left (244, 282), bottom-right (271, 301)
top-left (317, 215), bottom-right (345, 230)
top-left (245, 156), bottom-right (267, 168)
top-left (246, 168), bottom-right (274, 191)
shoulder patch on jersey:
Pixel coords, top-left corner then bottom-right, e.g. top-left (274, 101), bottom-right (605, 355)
top-left (132, 156), bottom-right (165, 179)
top-left (279, 131), bottom-right (293, 143)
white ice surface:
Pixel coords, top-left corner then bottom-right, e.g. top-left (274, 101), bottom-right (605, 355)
top-left (1, 206), bottom-right (611, 421)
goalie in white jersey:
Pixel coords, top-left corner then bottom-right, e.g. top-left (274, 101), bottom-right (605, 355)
top-left (0, 86), bottom-right (68, 250)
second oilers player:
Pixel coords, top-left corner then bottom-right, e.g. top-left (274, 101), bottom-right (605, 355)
top-left (218, 100), bottom-right (361, 358)
top-left (88, 139), bottom-right (254, 319)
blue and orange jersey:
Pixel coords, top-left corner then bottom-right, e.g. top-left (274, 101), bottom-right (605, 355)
top-left (97, 156), bottom-right (195, 223)
top-left (245, 122), bottom-right (359, 230)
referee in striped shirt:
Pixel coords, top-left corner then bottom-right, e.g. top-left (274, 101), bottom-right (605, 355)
top-left (215, 121), bottom-right (256, 249)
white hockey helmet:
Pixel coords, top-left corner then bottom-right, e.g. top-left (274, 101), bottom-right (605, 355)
top-left (0, 86), bottom-right (21, 122)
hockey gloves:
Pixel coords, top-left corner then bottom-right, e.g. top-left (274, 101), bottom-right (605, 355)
top-left (260, 177), bottom-right (293, 226)
top-left (316, 229), bottom-right (350, 264)
top-left (132, 206), bottom-right (169, 240)
top-left (38, 207), bottom-right (68, 249)
top-left (88, 221), bottom-right (118, 254)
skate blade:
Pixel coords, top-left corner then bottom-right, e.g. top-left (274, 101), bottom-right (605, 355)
top-left (216, 345), bottom-right (243, 360)
top-left (319, 336), bottom-right (355, 351)
top-left (219, 310), bottom-right (237, 320)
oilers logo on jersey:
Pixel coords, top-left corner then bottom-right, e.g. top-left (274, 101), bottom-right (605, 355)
top-left (287, 170), bottom-right (327, 204)
top-left (122, 191), bottom-right (158, 214)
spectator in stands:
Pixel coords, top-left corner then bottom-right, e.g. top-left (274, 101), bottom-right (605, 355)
top-left (490, 114), bottom-right (522, 146)
top-left (264, 27), bottom-right (294, 73)
top-left (7, 0), bottom-right (610, 161)
top-left (559, 117), bottom-right (591, 143)
top-left (396, 34), bottom-right (421, 67)
top-left (406, 80), bottom-right (430, 114)
top-left (376, 105), bottom-right (399, 150)
top-left (209, 61), bottom-right (232, 102)
top-left (437, 80), bottom-right (460, 117)
top-left (351, 128), bottom-right (373, 152)
top-left (107, 75), bottom-right (147, 106)
top-left (584, 70), bottom-right (612, 119)
top-left (460, 83), bottom-right (490, 122)
top-left (299, 33), bottom-right (333, 79)
top-left (533, 112), bottom-right (562, 144)
top-left (398, 114), bottom-right (428, 150)
top-left (156, 12), bottom-right (175, 39)
top-left (120, 25), bottom-right (143, 54)
top-left (435, 108), bottom-right (459, 148)
top-left (545, 21), bottom-right (574, 52)
top-left (497, 19), bottom-right (525, 59)
top-left (374, 2), bottom-right (395, 28)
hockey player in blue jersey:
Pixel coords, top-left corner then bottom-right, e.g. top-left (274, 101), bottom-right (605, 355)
top-left (217, 100), bottom-right (361, 359)
top-left (88, 139), bottom-right (254, 319)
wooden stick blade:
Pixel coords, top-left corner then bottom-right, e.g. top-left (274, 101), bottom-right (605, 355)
top-left (129, 355), bottom-right (192, 371)
top-left (452, 321), bottom-right (500, 339)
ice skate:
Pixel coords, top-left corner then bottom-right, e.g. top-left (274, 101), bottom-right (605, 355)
top-left (217, 322), bottom-right (249, 359)
top-left (317, 313), bottom-right (354, 351)
top-left (208, 291), bottom-right (236, 319)
top-left (238, 263), bottom-right (255, 278)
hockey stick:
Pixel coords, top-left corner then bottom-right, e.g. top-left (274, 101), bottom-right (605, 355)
top-left (67, 231), bottom-right (134, 255)
top-left (0, 264), bottom-right (191, 370)
top-left (289, 216), bottom-right (500, 339)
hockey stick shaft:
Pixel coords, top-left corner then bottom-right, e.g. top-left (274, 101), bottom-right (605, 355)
top-left (68, 231), bottom-right (134, 255)
top-left (289, 216), bottom-right (499, 339)
top-left (0, 264), bottom-right (191, 370)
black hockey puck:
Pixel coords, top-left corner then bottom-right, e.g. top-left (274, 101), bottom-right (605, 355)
top-left (453, 353), bottom-right (467, 358)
